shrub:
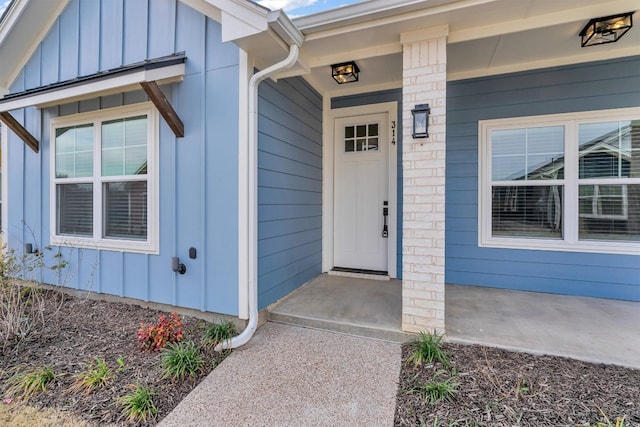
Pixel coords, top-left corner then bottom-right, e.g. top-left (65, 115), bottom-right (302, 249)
top-left (68, 357), bottom-right (113, 394)
top-left (416, 372), bottom-right (459, 404)
top-left (4, 365), bottom-right (56, 401)
top-left (201, 320), bottom-right (237, 351)
top-left (137, 311), bottom-right (183, 351)
top-left (407, 330), bottom-right (450, 369)
top-left (0, 244), bottom-right (69, 353)
top-left (118, 383), bottom-right (157, 422)
top-left (161, 341), bottom-right (204, 381)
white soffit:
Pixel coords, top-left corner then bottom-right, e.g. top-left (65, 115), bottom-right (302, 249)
top-left (293, 0), bottom-right (639, 92)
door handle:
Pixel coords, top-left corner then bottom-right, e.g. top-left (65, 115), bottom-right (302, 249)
top-left (382, 201), bottom-right (389, 238)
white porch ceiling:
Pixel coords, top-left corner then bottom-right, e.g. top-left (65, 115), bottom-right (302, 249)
top-left (287, 0), bottom-right (640, 96)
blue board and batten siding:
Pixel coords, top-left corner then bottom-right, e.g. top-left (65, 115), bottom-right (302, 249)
top-left (446, 55), bottom-right (640, 301)
top-left (6, 0), bottom-right (241, 315)
top-left (257, 77), bottom-right (323, 309)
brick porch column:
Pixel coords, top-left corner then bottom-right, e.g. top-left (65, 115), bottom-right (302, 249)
top-left (400, 26), bottom-right (448, 333)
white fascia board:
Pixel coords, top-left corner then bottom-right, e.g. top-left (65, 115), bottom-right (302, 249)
top-left (221, 10), bottom-right (268, 42)
top-left (0, 63), bottom-right (185, 112)
top-left (267, 10), bottom-right (304, 47)
top-left (298, 0), bottom-right (494, 40)
top-left (0, 0), bottom-right (69, 92)
top-left (0, 0), bottom-right (28, 41)
top-left (175, 1), bottom-right (273, 43)
top-left (295, 0), bottom-right (464, 31)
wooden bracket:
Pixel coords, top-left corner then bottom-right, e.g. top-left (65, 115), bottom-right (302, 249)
top-left (140, 81), bottom-right (184, 138)
top-left (0, 111), bottom-right (39, 153)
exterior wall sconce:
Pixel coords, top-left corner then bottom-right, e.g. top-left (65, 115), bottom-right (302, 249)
top-left (331, 61), bottom-right (359, 84)
top-left (580, 12), bottom-right (634, 47)
top-left (172, 256), bottom-right (186, 274)
top-left (411, 104), bottom-right (430, 138)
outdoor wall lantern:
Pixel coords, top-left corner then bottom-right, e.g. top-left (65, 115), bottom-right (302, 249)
top-left (411, 103), bottom-right (430, 138)
top-left (331, 61), bottom-right (359, 84)
top-left (580, 12), bottom-right (634, 47)
top-left (171, 256), bottom-right (186, 274)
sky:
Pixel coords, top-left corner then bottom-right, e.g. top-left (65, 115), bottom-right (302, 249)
top-left (256, 0), bottom-right (363, 17)
top-left (0, 1), bottom-right (9, 17)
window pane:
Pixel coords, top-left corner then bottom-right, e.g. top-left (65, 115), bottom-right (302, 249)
top-left (55, 124), bottom-right (93, 178)
top-left (579, 120), bottom-right (640, 178)
top-left (492, 126), bottom-right (564, 181)
top-left (103, 181), bottom-right (147, 240)
top-left (345, 139), bottom-right (354, 152)
top-left (345, 126), bottom-right (354, 139)
top-left (579, 184), bottom-right (640, 241)
top-left (368, 138), bottom-right (379, 151)
top-left (492, 185), bottom-right (563, 238)
top-left (56, 183), bottom-right (93, 236)
top-left (102, 115), bottom-right (147, 176)
top-left (368, 123), bottom-right (378, 137)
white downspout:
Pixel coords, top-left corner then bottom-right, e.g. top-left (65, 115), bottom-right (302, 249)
top-left (217, 43), bottom-right (300, 351)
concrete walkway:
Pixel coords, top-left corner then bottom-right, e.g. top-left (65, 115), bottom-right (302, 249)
top-left (160, 322), bottom-right (401, 427)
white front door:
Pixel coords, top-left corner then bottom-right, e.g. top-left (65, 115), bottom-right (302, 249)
top-left (334, 112), bottom-right (389, 272)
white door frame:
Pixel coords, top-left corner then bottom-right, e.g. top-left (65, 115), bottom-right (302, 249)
top-left (322, 101), bottom-right (398, 278)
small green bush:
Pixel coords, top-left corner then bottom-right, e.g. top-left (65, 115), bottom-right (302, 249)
top-left (417, 373), bottom-right (459, 404)
top-left (161, 341), bottom-right (204, 381)
top-left (408, 330), bottom-right (450, 369)
top-left (68, 357), bottom-right (113, 394)
top-left (118, 383), bottom-right (158, 422)
top-left (4, 365), bottom-right (56, 401)
top-left (201, 320), bottom-right (237, 351)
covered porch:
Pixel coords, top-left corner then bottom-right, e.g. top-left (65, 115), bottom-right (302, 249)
top-left (269, 274), bottom-right (640, 369)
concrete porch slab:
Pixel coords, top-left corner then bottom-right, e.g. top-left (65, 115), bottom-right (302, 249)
top-left (269, 274), bottom-right (406, 342)
top-left (269, 274), bottom-right (640, 369)
top-left (446, 284), bottom-right (640, 369)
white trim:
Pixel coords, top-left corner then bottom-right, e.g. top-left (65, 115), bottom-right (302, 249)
top-left (237, 49), bottom-right (250, 320)
top-left (400, 25), bottom-right (449, 45)
top-left (479, 106), bottom-right (640, 255)
top-left (0, 64), bottom-right (185, 112)
top-left (49, 102), bottom-right (159, 254)
top-left (321, 95), bottom-right (333, 273)
top-left (1, 122), bottom-right (7, 244)
top-left (1, 0), bottom-right (70, 92)
top-left (323, 101), bottom-right (398, 277)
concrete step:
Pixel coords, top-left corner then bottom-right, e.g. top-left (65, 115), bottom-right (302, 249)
top-left (268, 311), bottom-right (409, 343)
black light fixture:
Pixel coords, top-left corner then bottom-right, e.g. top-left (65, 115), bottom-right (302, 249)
top-left (331, 61), bottom-right (359, 84)
top-left (411, 104), bottom-right (430, 138)
top-left (580, 12), bottom-right (634, 47)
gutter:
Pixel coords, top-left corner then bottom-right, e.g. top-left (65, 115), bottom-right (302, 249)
top-left (217, 9), bottom-right (303, 351)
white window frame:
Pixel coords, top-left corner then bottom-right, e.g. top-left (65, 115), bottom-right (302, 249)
top-left (50, 102), bottom-right (159, 254)
top-left (479, 106), bottom-right (640, 255)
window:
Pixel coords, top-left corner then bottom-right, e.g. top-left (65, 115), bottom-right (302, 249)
top-left (344, 123), bottom-right (379, 152)
top-left (479, 107), bottom-right (640, 254)
top-left (51, 103), bottom-right (158, 253)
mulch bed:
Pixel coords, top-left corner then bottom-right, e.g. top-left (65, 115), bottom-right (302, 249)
top-left (0, 289), bottom-right (228, 426)
top-left (395, 342), bottom-right (640, 426)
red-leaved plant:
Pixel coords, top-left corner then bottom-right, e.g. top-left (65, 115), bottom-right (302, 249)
top-left (137, 312), bottom-right (184, 351)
